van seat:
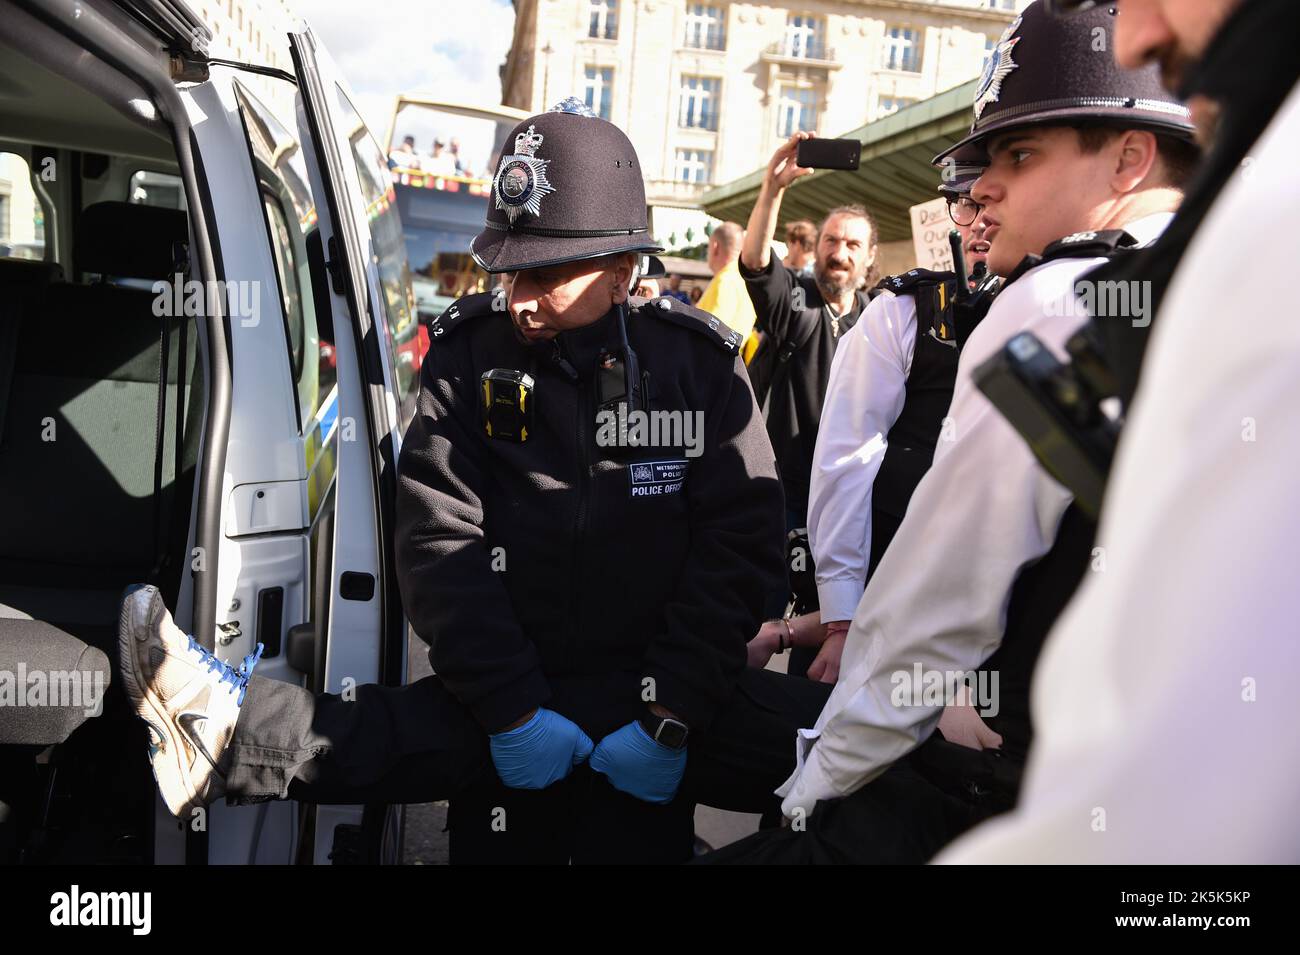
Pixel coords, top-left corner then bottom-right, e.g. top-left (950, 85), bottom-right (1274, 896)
top-left (0, 201), bottom-right (193, 687)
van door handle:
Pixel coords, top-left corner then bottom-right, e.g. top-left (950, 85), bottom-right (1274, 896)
top-left (285, 622), bottom-right (316, 675)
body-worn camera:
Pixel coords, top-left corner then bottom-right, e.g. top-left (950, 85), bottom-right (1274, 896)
top-left (972, 330), bottom-right (1120, 520)
top-left (480, 368), bottom-right (535, 443)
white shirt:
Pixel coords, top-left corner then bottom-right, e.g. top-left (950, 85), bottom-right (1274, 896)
top-left (807, 292), bottom-right (917, 624)
top-left (425, 153), bottom-right (458, 176)
top-left (937, 86), bottom-right (1300, 863)
top-left (777, 212), bottom-right (1174, 818)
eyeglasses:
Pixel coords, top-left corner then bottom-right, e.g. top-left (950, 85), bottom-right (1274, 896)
top-left (947, 195), bottom-right (983, 227)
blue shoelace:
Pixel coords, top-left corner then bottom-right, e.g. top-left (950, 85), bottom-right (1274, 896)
top-left (185, 636), bottom-right (265, 706)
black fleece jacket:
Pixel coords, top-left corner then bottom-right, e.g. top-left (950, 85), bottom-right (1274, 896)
top-left (395, 292), bottom-right (785, 738)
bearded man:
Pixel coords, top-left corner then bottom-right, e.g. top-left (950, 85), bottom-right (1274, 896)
top-left (739, 133), bottom-right (881, 532)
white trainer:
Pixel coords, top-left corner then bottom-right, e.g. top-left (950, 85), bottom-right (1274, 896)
top-left (118, 585), bottom-right (263, 818)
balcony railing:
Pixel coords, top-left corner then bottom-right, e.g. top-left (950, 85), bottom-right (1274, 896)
top-left (760, 41), bottom-right (839, 68)
top-left (682, 32), bottom-right (725, 52)
top-left (646, 178), bottom-right (711, 206)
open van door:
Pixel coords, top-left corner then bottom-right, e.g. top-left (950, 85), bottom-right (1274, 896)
top-left (285, 25), bottom-right (414, 864)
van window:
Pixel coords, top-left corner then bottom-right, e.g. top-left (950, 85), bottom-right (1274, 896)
top-left (334, 85), bottom-right (420, 418)
top-left (233, 79), bottom-right (336, 433)
top-left (128, 170), bottom-right (186, 209)
top-left (0, 151), bottom-right (46, 261)
top-left (263, 193), bottom-right (305, 379)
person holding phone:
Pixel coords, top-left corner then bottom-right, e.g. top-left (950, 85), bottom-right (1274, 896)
top-left (802, 161), bottom-right (996, 684)
top-left (739, 133), bottom-right (881, 541)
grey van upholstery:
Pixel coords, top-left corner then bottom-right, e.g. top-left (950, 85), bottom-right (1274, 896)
top-left (0, 619), bottom-right (111, 745)
top-left (0, 202), bottom-right (195, 744)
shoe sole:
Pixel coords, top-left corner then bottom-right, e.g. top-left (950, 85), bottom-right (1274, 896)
top-left (118, 587), bottom-right (204, 818)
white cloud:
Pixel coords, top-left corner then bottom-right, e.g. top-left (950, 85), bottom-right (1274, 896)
top-left (291, 0), bottom-right (516, 140)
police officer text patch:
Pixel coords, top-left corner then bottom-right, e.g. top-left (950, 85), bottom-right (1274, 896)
top-left (629, 460), bottom-right (688, 498)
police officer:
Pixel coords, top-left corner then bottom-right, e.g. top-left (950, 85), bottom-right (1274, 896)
top-left (795, 162), bottom-right (997, 683)
top-left (700, 0), bottom-right (1199, 864)
top-left (940, 0), bottom-right (1300, 863)
top-left (401, 100), bottom-right (791, 864)
top-left (118, 101), bottom-right (831, 864)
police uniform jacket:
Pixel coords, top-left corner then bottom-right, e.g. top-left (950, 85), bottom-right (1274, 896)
top-left (394, 292), bottom-right (785, 739)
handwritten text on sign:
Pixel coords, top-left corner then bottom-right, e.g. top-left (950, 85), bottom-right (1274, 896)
top-left (910, 196), bottom-right (955, 272)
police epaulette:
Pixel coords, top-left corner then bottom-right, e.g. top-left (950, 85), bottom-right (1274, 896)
top-left (1004, 230), bottom-right (1139, 288)
top-left (642, 296), bottom-right (744, 355)
top-left (427, 289), bottom-right (506, 341)
top-left (877, 268), bottom-right (957, 294)
top-left (878, 268), bottom-right (961, 344)
top-left (1042, 229), bottom-right (1138, 261)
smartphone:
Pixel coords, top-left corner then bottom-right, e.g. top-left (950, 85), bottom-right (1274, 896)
top-left (796, 137), bottom-right (861, 171)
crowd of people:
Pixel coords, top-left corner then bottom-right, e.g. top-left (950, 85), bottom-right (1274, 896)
top-left (388, 133), bottom-right (476, 178)
top-left (118, 0), bottom-right (1298, 865)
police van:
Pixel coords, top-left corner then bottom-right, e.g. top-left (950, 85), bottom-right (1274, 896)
top-left (0, 0), bottom-right (417, 863)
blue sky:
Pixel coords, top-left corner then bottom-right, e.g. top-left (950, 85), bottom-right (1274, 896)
top-left (298, 0), bottom-right (518, 139)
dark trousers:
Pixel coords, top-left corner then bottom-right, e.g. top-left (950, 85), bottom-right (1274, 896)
top-left (693, 757), bottom-right (996, 865)
top-left (224, 667), bottom-right (832, 864)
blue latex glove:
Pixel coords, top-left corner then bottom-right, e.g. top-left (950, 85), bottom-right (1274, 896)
top-left (590, 721), bottom-right (687, 804)
top-left (489, 708), bottom-right (595, 789)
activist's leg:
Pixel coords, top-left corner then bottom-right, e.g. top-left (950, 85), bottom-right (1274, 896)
top-left (118, 585), bottom-right (487, 815)
top-left (682, 666), bottom-right (832, 815)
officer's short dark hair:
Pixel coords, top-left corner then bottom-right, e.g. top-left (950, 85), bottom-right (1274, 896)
top-left (1070, 124), bottom-right (1201, 191)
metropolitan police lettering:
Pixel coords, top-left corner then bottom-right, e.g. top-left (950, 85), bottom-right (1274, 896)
top-left (629, 460), bottom-right (688, 498)
top-left (493, 125), bottom-right (555, 223)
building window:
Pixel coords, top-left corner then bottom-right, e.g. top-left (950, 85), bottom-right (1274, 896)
top-left (883, 26), bottom-right (922, 72)
top-left (128, 170), bottom-right (186, 209)
top-left (589, 0), bottom-right (618, 40)
top-left (674, 148), bottom-right (714, 184)
top-left (583, 66), bottom-right (614, 121)
top-left (678, 75), bottom-right (720, 131)
top-left (784, 14), bottom-right (825, 59)
top-left (0, 152), bottom-right (46, 261)
top-left (776, 85), bottom-right (818, 137)
top-left (683, 4), bottom-right (725, 50)
top-left (877, 96), bottom-right (916, 117)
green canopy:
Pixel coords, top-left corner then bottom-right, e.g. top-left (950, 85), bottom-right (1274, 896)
top-left (701, 79), bottom-right (979, 244)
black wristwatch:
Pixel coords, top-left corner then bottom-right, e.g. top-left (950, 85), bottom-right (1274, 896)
top-left (640, 714), bottom-right (690, 749)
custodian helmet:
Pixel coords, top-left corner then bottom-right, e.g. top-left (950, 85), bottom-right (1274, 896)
top-left (934, 0), bottom-right (1194, 165)
top-left (470, 98), bottom-right (663, 273)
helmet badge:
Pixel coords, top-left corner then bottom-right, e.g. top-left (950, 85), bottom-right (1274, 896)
top-left (974, 16), bottom-right (1022, 122)
top-left (493, 124), bottom-right (555, 224)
